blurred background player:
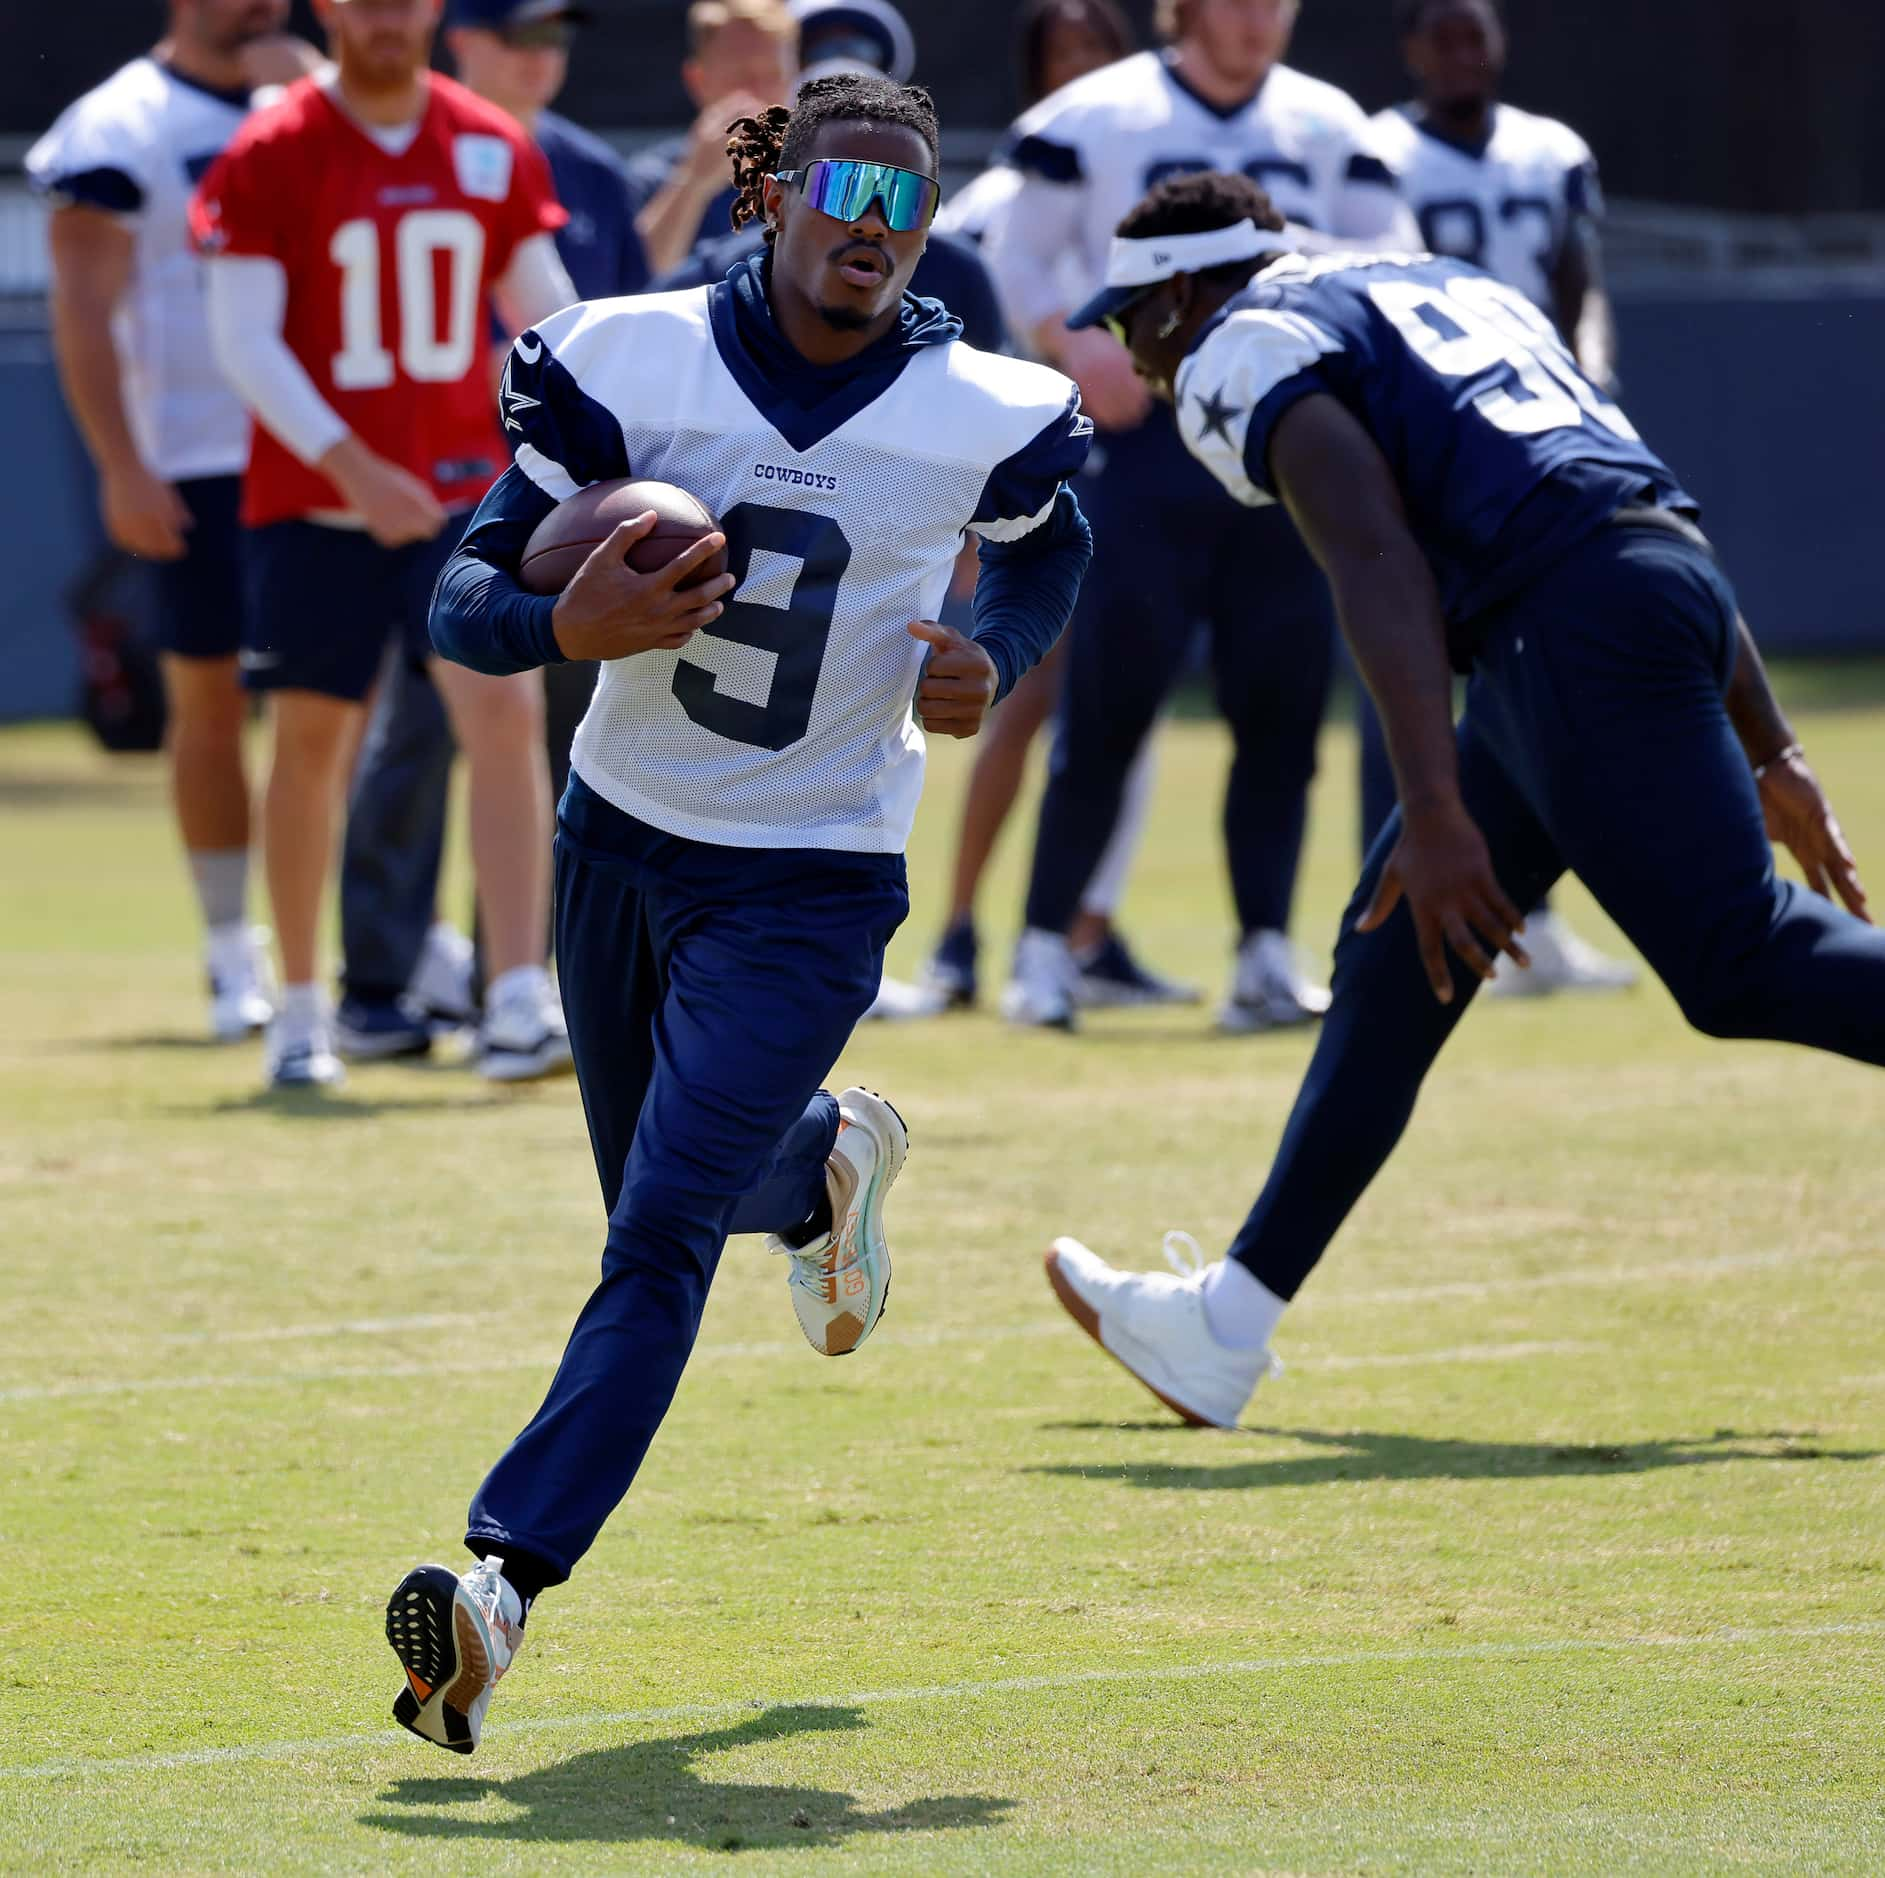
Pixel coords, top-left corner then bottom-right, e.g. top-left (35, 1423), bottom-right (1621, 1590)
top-left (918, 0), bottom-right (1200, 1015)
top-left (27, 0), bottom-right (297, 1042)
top-left (1363, 0), bottom-right (1634, 995)
top-left (332, 0), bottom-right (652, 1063)
top-left (192, 0), bottom-right (578, 1088)
top-left (626, 0), bottom-right (799, 277)
top-left (987, 0), bottom-right (1417, 1032)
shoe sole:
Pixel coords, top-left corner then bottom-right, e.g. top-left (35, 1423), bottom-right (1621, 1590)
top-left (386, 1566), bottom-right (487, 1754)
top-left (1043, 1240), bottom-right (1217, 1429)
top-left (820, 1089), bottom-right (907, 1358)
top-left (1074, 982), bottom-right (1204, 1011)
top-left (335, 1029), bottom-right (433, 1063)
top-left (1214, 1003), bottom-right (1329, 1035)
top-left (478, 1040), bottom-right (575, 1084)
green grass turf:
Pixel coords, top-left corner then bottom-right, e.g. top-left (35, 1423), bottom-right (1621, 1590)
top-left (1, 678), bottom-right (1882, 1875)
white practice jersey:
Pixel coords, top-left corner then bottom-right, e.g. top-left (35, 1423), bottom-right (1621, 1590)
top-left (502, 287), bottom-right (1089, 853)
top-left (937, 162), bottom-right (1091, 332)
top-left (1368, 103), bottom-right (1602, 315)
top-left (987, 51), bottom-right (1409, 333)
top-left (28, 57), bottom-right (255, 480)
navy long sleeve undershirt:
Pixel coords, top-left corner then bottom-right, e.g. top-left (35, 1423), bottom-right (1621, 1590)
top-left (970, 487), bottom-right (1093, 703)
top-left (430, 468), bottom-right (1092, 694)
top-left (428, 466), bottom-right (566, 677)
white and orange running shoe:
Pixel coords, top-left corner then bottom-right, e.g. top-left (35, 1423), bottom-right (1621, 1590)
top-left (1044, 1233), bottom-right (1280, 1429)
top-left (385, 1557), bottom-right (524, 1754)
top-left (771, 1087), bottom-right (908, 1357)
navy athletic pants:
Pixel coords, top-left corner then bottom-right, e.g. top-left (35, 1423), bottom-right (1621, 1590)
top-left (1232, 523), bottom-right (1885, 1298)
top-left (465, 775), bottom-right (907, 1583)
top-left (1023, 412), bottom-right (1334, 938)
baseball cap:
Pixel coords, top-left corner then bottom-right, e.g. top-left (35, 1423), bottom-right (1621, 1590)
top-left (790, 0), bottom-right (917, 87)
top-left (447, 0), bottom-right (592, 29)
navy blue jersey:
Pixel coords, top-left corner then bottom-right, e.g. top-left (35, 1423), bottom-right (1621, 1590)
top-left (1177, 252), bottom-right (1696, 638)
top-left (535, 111), bottom-right (649, 301)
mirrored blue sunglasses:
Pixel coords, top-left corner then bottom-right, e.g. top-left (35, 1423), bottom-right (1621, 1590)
top-left (774, 159), bottom-right (941, 233)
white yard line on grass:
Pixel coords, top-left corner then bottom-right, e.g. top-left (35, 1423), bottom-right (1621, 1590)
top-left (12, 1619), bottom-right (1884, 1782)
top-left (0, 1332), bottom-right (1596, 1404)
top-left (3, 1243), bottom-right (1860, 1388)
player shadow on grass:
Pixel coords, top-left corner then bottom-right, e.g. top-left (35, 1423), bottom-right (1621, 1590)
top-left (1028, 1425), bottom-right (1882, 1490)
top-left (359, 1702), bottom-right (1013, 1853)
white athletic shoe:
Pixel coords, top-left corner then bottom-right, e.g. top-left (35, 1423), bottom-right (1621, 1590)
top-left (771, 1087), bottom-right (908, 1357)
top-left (1000, 928), bottom-right (1080, 1030)
top-left (265, 1008), bottom-right (344, 1090)
top-left (1487, 911), bottom-right (1639, 998)
top-left (860, 974), bottom-right (949, 1022)
top-left (407, 921), bottom-right (478, 1027)
top-left (1044, 1232), bottom-right (1279, 1429)
top-left (477, 969), bottom-right (573, 1083)
top-left (386, 1557), bottom-right (524, 1755)
top-left (206, 923), bottom-right (273, 1042)
top-left (1216, 930), bottom-right (1331, 1035)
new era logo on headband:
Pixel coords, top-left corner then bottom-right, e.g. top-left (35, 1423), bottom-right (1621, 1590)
top-left (1103, 220), bottom-right (1291, 290)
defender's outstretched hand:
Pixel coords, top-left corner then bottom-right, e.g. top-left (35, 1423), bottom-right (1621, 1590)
top-left (909, 620), bottom-right (998, 739)
top-left (1760, 748), bottom-right (1870, 920)
top-left (1358, 800), bottom-right (1531, 1003)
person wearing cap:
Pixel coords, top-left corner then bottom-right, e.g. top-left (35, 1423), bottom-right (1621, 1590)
top-left (446, 0), bottom-right (648, 304)
top-left (985, 0), bottom-right (1419, 1037)
top-left (628, 0), bottom-right (800, 276)
top-left (651, 0), bottom-right (1003, 359)
top-left (327, 0), bottom-right (648, 1066)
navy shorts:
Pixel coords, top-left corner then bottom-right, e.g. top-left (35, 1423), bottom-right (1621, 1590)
top-left (240, 517), bottom-right (464, 701)
top-left (152, 475), bottom-right (245, 661)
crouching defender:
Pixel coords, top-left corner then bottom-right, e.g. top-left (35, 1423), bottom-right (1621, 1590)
top-left (1047, 171), bottom-right (1881, 1429)
top-left (384, 74), bottom-right (1092, 1752)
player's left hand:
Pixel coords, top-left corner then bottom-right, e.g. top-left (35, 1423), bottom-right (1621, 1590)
top-left (908, 620), bottom-right (998, 739)
top-left (1759, 748), bottom-right (1870, 920)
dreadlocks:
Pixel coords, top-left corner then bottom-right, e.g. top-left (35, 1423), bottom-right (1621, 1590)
top-left (726, 74), bottom-right (942, 237)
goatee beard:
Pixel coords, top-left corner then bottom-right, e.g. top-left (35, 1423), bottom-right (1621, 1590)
top-left (816, 302), bottom-right (878, 333)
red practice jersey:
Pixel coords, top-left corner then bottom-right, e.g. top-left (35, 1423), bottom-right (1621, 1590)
top-left (191, 74), bottom-right (564, 527)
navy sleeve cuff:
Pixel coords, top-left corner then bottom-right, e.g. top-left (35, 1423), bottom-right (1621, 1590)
top-left (971, 488), bottom-right (1093, 702)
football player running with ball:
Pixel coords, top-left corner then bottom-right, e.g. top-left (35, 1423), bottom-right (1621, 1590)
top-left (1045, 172), bottom-right (1883, 1431)
top-left (383, 74), bottom-right (1093, 1753)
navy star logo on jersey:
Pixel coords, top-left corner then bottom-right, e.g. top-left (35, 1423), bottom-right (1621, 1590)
top-left (499, 356), bottom-right (540, 434)
top-left (1193, 386), bottom-right (1245, 448)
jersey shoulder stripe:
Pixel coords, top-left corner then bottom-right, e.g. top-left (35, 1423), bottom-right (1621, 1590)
top-left (1177, 301), bottom-right (1346, 505)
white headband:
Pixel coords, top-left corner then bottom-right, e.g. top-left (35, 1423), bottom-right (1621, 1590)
top-left (1102, 220), bottom-right (1291, 290)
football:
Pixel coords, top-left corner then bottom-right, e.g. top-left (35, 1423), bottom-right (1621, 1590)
top-left (517, 477), bottom-right (727, 596)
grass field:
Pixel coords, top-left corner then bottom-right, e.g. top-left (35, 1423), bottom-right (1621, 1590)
top-left (2, 678), bottom-right (1883, 1875)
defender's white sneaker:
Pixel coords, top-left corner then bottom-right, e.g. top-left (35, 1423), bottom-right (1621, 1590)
top-left (771, 1087), bottom-right (907, 1357)
top-left (386, 1557), bottom-right (523, 1755)
top-left (206, 922), bottom-right (273, 1042)
top-left (1217, 930), bottom-right (1331, 1035)
top-left (477, 968), bottom-right (573, 1083)
top-left (1487, 911), bottom-right (1639, 998)
top-left (1000, 928), bottom-right (1080, 1030)
top-left (1044, 1234), bottom-right (1279, 1429)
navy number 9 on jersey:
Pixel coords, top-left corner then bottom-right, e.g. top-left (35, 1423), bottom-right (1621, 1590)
top-left (671, 503), bottom-right (852, 753)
